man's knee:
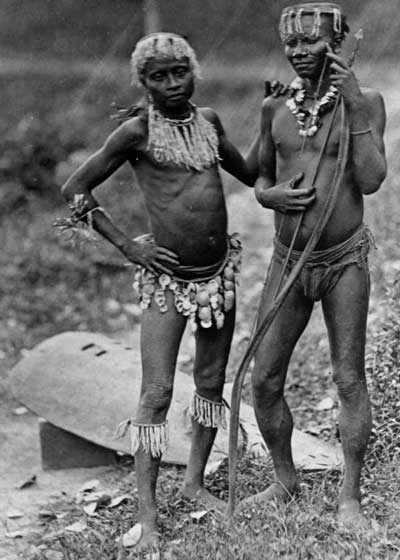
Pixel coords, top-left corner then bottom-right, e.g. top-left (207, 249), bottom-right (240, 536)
top-left (140, 382), bottom-right (174, 413)
top-left (252, 364), bottom-right (284, 403)
top-left (332, 369), bottom-right (367, 401)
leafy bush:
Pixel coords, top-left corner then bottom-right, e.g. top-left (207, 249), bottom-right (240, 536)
top-left (0, 116), bottom-right (68, 198)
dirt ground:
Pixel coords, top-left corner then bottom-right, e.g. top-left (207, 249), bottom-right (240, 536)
top-left (0, 311), bottom-right (213, 560)
top-left (0, 399), bottom-right (125, 559)
top-left (0, 329), bottom-right (147, 559)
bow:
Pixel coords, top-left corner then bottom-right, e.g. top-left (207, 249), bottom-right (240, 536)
top-left (228, 98), bottom-right (349, 516)
top-left (227, 30), bottom-right (363, 517)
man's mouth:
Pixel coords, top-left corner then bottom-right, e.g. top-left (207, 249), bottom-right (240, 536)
top-left (167, 93), bottom-right (185, 101)
top-left (293, 59), bottom-right (313, 67)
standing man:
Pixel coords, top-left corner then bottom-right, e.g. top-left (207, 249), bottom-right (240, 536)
top-left (61, 33), bottom-right (258, 554)
top-left (247, 3), bottom-right (386, 529)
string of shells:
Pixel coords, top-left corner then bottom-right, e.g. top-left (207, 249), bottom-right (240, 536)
top-left (286, 77), bottom-right (339, 137)
top-left (133, 235), bottom-right (242, 331)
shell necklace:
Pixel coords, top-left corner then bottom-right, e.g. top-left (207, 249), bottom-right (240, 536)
top-left (286, 77), bottom-right (339, 137)
top-left (147, 103), bottom-right (220, 171)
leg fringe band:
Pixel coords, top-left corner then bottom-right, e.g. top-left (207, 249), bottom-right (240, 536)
top-left (190, 392), bottom-right (227, 429)
top-left (114, 419), bottom-right (168, 458)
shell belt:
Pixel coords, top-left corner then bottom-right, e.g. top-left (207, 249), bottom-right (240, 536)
top-left (132, 234), bottom-right (242, 331)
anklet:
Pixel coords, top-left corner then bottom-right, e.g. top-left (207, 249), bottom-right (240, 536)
top-left (190, 392), bottom-right (227, 429)
top-left (115, 419), bottom-right (169, 457)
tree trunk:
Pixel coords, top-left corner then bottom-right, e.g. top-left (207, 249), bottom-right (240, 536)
top-left (143, 0), bottom-right (162, 34)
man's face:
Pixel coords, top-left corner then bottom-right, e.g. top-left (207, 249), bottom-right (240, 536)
top-left (284, 15), bottom-right (336, 80)
top-left (141, 57), bottom-right (194, 113)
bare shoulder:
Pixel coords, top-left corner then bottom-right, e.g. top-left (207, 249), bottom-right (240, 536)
top-left (198, 106), bottom-right (220, 125)
top-left (360, 86), bottom-right (383, 100)
top-left (360, 87), bottom-right (385, 111)
top-left (262, 95), bottom-right (287, 113)
top-left (198, 106), bottom-right (223, 134)
top-left (198, 106), bottom-right (218, 122)
top-left (260, 95), bottom-right (285, 126)
top-left (105, 115), bottom-right (147, 154)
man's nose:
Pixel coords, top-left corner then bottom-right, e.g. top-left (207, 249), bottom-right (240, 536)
top-left (293, 42), bottom-right (306, 57)
top-left (166, 73), bottom-right (179, 88)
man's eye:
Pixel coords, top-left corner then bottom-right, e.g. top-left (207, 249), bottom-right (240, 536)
top-left (286, 39), bottom-right (297, 48)
top-left (151, 73), bottom-right (164, 81)
top-left (175, 68), bottom-right (187, 77)
top-left (304, 36), bottom-right (319, 44)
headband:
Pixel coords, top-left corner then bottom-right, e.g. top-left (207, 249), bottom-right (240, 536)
top-left (279, 3), bottom-right (348, 43)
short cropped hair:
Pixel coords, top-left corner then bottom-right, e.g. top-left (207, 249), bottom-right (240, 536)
top-left (130, 32), bottom-right (201, 86)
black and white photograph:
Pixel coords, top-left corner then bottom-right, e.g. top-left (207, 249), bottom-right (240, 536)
top-left (0, 1), bottom-right (397, 558)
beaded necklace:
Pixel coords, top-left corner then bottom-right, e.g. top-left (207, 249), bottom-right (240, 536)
top-left (147, 103), bottom-right (220, 171)
top-left (286, 77), bottom-right (339, 137)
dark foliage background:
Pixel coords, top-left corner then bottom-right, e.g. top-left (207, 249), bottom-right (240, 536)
top-left (0, 0), bottom-right (396, 60)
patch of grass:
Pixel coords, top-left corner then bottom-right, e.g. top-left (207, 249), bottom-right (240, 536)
top-left (21, 275), bottom-right (400, 559)
top-left (25, 453), bottom-right (400, 559)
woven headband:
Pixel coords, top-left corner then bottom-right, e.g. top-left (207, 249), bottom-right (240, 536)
top-left (279, 3), bottom-right (347, 43)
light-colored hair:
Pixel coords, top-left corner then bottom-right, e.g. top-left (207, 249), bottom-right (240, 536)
top-left (130, 32), bottom-right (201, 86)
top-left (279, 2), bottom-right (349, 45)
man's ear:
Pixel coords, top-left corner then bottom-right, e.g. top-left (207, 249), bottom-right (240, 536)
top-left (333, 39), bottom-right (342, 54)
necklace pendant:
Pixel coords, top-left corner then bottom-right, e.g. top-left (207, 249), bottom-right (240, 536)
top-left (287, 78), bottom-right (338, 139)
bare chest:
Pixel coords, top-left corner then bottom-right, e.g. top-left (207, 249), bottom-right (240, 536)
top-left (272, 105), bottom-right (342, 161)
top-left (134, 157), bottom-right (223, 211)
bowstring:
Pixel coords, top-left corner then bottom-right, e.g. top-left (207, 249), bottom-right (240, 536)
top-left (245, 53), bottom-right (330, 375)
top-left (272, 53), bottom-right (330, 300)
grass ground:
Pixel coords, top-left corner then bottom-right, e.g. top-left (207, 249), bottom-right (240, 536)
top-left (2, 57), bottom-right (400, 559)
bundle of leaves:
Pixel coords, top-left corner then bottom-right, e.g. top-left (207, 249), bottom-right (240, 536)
top-left (366, 275), bottom-right (400, 465)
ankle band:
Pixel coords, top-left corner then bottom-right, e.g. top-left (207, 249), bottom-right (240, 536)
top-left (190, 392), bottom-right (227, 429)
top-left (115, 419), bottom-right (169, 457)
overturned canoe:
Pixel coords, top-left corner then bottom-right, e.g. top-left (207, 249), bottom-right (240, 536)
top-left (10, 331), bottom-right (342, 470)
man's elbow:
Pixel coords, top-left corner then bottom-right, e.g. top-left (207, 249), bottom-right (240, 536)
top-left (245, 170), bottom-right (258, 188)
top-left (254, 181), bottom-right (269, 206)
top-left (361, 163), bottom-right (387, 195)
top-left (61, 176), bottom-right (83, 203)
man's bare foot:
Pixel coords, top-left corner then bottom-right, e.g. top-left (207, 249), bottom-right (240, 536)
top-left (338, 499), bottom-right (369, 531)
top-left (125, 522), bottom-right (160, 559)
top-left (180, 485), bottom-right (226, 511)
top-left (239, 481), bottom-right (299, 510)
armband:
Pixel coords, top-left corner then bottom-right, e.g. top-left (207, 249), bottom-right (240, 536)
top-left (350, 127), bottom-right (372, 136)
top-left (69, 194), bottom-right (97, 225)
